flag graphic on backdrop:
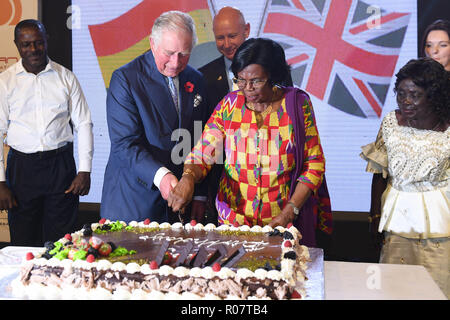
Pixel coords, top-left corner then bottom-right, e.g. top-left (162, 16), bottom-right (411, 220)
top-left (88, 0), bottom-right (213, 88)
top-left (259, 0), bottom-right (410, 118)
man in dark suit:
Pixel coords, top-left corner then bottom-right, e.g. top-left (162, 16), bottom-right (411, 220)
top-left (100, 11), bottom-right (209, 223)
top-left (197, 7), bottom-right (250, 225)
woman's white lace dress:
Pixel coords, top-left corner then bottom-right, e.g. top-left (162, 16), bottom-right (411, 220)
top-left (361, 111), bottom-right (449, 239)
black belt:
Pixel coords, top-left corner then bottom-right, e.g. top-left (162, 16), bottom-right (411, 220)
top-left (11, 142), bottom-right (73, 159)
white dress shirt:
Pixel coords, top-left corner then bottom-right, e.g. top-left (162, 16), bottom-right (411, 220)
top-left (0, 59), bottom-right (93, 181)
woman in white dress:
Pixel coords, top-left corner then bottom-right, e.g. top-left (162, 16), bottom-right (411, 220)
top-left (361, 58), bottom-right (450, 298)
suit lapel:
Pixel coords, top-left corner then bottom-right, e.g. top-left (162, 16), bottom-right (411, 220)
top-left (217, 56), bottom-right (229, 92)
top-left (178, 70), bottom-right (193, 130)
top-left (144, 51), bottom-right (179, 127)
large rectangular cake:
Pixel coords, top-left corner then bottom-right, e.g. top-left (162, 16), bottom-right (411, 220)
top-left (12, 219), bottom-right (310, 300)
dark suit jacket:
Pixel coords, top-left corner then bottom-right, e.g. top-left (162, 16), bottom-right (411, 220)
top-left (199, 55), bottom-right (230, 116)
top-left (100, 51), bottom-right (209, 223)
top-left (198, 56), bottom-right (229, 222)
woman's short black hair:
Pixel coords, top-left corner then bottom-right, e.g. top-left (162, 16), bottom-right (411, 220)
top-left (394, 58), bottom-right (450, 122)
top-left (231, 38), bottom-right (291, 87)
top-left (421, 19), bottom-right (450, 57)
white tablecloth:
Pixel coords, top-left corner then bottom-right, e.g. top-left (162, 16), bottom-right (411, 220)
top-left (324, 260), bottom-right (446, 300)
top-left (0, 246), bottom-right (446, 300)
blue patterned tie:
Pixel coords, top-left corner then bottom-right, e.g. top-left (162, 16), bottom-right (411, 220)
top-left (168, 77), bottom-right (179, 112)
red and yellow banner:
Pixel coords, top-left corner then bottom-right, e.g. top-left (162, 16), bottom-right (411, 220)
top-left (88, 0), bottom-right (213, 88)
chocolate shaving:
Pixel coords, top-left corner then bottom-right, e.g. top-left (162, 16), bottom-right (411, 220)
top-left (175, 240), bottom-right (194, 266)
top-left (190, 245), bottom-right (209, 268)
top-left (204, 244), bottom-right (228, 267)
top-left (221, 245), bottom-right (246, 268)
top-left (154, 239), bottom-right (169, 266)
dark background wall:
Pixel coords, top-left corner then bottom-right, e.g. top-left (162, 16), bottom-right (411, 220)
top-left (40, 0), bottom-right (72, 69)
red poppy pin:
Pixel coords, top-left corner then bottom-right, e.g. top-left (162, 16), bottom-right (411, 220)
top-left (184, 81), bottom-right (194, 93)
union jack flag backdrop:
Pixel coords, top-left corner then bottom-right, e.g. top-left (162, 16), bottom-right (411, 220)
top-left (258, 0), bottom-right (410, 118)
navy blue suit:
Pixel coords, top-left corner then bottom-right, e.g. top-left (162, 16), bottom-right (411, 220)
top-left (101, 51), bottom-right (209, 223)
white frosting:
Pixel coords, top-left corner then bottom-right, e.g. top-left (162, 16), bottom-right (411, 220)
top-left (193, 223), bottom-right (204, 231)
top-left (225, 295), bottom-right (243, 300)
top-left (125, 262), bottom-right (141, 274)
top-left (111, 262), bottom-right (126, 272)
top-left (254, 268), bottom-right (268, 280)
top-left (47, 257), bottom-right (61, 267)
top-left (147, 290), bottom-right (166, 300)
top-left (200, 266), bottom-right (215, 279)
top-left (203, 293), bottom-right (222, 300)
top-left (130, 289), bottom-right (148, 300)
top-left (149, 221), bottom-right (160, 228)
top-left (267, 270), bottom-right (283, 281)
top-left (45, 285), bottom-right (62, 299)
top-left (248, 295), bottom-right (272, 300)
top-left (250, 225), bottom-right (262, 233)
top-left (159, 222), bottom-right (171, 229)
top-left (217, 267), bottom-right (235, 279)
top-left (173, 266), bottom-right (190, 277)
top-left (27, 283), bottom-right (46, 300)
top-left (128, 221), bottom-right (139, 227)
top-left (181, 291), bottom-right (202, 300)
top-left (189, 267), bottom-right (203, 278)
top-left (171, 222), bottom-right (183, 229)
top-left (204, 223), bottom-right (216, 231)
top-left (236, 268), bottom-right (254, 279)
top-left (33, 258), bottom-right (48, 266)
top-left (216, 224), bottom-right (230, 231)
top-left (88, 287), bottom-right (113, 300)
top-left (301, 245), bottom-right (310, 259)
top-left (165, 291), bottom-right (182, 300)
top-left (96, 259), bottom-right (113, 271)
top-left (112, 288), bottom-right (131, 300)
top-left (159, 265), bottom-right (173, 276)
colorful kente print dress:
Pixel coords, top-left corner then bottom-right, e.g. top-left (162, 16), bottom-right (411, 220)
top-left (185, 90), bottom-right (325, 226)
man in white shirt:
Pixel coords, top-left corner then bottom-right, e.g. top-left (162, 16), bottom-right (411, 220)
top-left (0, 20), bottom-right (93, 246)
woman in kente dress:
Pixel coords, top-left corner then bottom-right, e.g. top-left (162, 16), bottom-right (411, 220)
top-left (167, 38), bottom-right (332, 248)
top-left (361, 58), bottom-right (449, 298)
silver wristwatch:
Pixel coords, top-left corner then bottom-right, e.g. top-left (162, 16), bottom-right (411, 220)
top-left (287, 201), bottom-right (300, 216)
